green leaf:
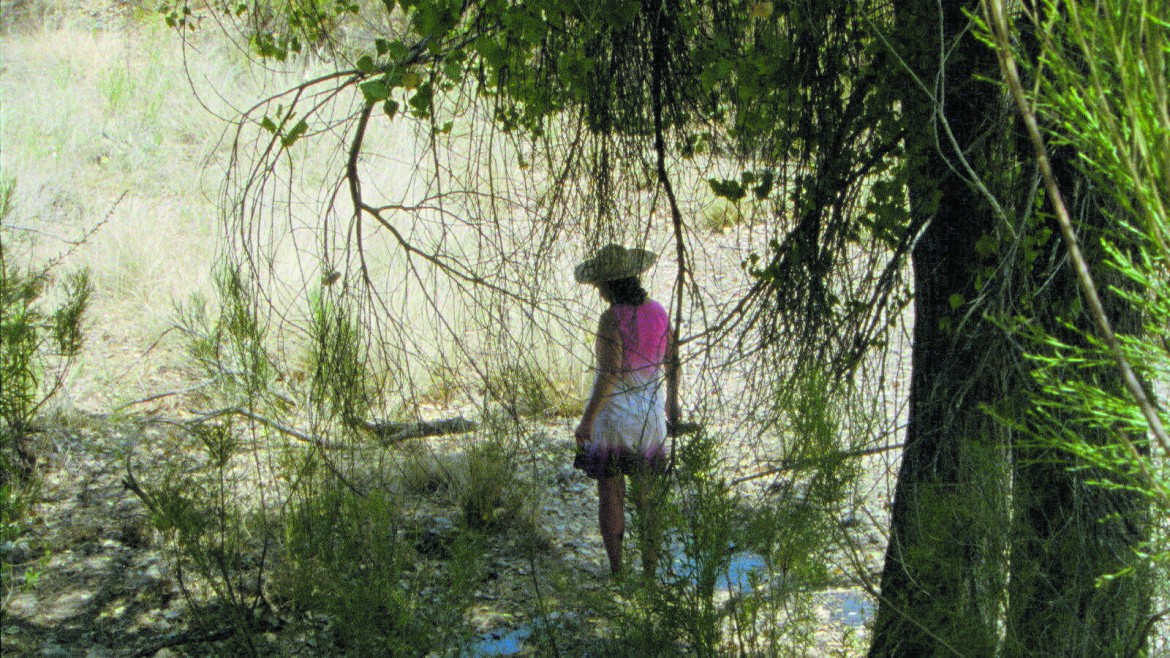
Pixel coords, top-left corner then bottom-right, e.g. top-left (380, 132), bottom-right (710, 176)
top-left (475, 37), bottom-right (507, 69)
top-left (383, 99), bottom-right (400, 119)
top-left (975, 233), bottom-right (998, 258)
top-left (360, 78), bottom-right (391, 103)
top-left (384, 40), bottom-right (408, 61)
top-left (708, 178), bottom-right (746, 202)
top-left (260, 116), bottom-right (278, 134)
top-left (752, 169), bottom-right (774, 199)
top-left (408, 81), bottom-right (433, 117)
top-left (281, 120), bottom-right (308, 148)
top-left (443, 55), bottom-right (464, 84)
top-left (356, 55), bottom-right (377, 74)
top-left (948, 293), bottom-right (965, 311)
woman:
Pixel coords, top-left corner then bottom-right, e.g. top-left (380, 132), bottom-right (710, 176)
top-left (573, 244), bottom-right (680, 576)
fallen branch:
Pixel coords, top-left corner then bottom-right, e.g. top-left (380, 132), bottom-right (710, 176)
top-left (364, 417), bottom-right (478, 444)
top-left (115, 380), bottom-right (216, 411)
top-left (186, 407), bottom-right (478, 448)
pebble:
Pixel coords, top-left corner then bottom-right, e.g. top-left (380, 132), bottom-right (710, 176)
top-left (1, 539), bottom-right (32, 563)
top-left (40, 642), bottom-right (69, 657)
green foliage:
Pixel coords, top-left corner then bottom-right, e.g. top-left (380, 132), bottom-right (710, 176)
top-left (176, 267), bottom-right (279, 408)
top-left (127, 419), bottom-right (263, 651)
top-left (981, 0), bottom-right (1170, 651)
top-left (397, 441), bottom-right (454, 495)
top-left (164, 0), bottom-right (360, 59)
top-left (708, 170), bottom-right (775, 204)
top-left (1, 176), bottom-right (91, 502)
top-left (1, 253), bottom-right (91, 440)
top-left (485, 360), bottom-right (580, 418)
top-left (307, 290), bottom-right (372, 428)
top-left (449, 430), bottom-right (532, 532)
top-left (614, 369), bottom-right (855, 655)
top-left (415, 363), bottom-right (463, 408)
top-left (276, 481), bottom-right (473, 654)
top-left (135, 259), bottom-right (517, 651)
top-left (0, 177), bottom-right (91, 605)
top-left (1030, 0), bottom-right (1170, 548)
top-left (700, 199), bottom-right (744, 234)
top-left (131, 268), bottom-right (287, 648)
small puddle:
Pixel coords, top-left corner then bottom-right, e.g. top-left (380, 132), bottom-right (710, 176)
top-left (467, 626), bottom-right (531, 656)
top-left (665, 548), bottom-right (769, 593)
top-left (717, 551), bottom-right (768, 592)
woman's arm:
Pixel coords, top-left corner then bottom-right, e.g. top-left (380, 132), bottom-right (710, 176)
top-left (665, 326), bottom-right (681, 435)
top-left (575, 309), bottom-right (622, 447)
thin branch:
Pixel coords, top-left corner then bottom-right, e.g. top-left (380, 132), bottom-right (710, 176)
top-left (731, 443), bottom-right (905, 486)
top-left (115, 380), bottom-right (216, 411)
top-left (188, 406), bottom-right (349, 449)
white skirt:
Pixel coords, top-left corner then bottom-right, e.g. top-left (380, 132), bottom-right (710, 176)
top-left (590, 372), bottom-right (667, 454)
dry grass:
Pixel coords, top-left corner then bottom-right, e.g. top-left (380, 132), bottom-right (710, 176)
top-left (0, 15), bottom-right (516, 410)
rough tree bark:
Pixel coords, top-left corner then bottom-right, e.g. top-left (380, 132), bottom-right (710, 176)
top-left (868, 0), bottom-right (1010, 653)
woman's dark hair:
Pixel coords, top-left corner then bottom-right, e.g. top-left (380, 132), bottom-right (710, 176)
top-left (598, 276), bottom-right (648, 306)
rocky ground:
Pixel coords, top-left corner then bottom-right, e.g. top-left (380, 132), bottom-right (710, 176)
top-left (3, 417), bottom-right (180, 656)
top-left (1, 406), bottom-right (882, 656)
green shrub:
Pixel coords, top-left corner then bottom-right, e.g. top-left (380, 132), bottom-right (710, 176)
top-left (700, 199), bottom-right (744, 233)
top-left (449, 432), bottom-right (532, 532)
top-left (280, 484), bottom-right (420, 651)
top-left (1, 177), bottom-right (90, 598)
top-left (174, 268), bottom-right (278, 408)
top-left (1, 245), bottom-right (91, 479)
top-left (486, 360), bottom-right (581, 418)
top-left (307, 289), bottom-right (373, 429)
top-left (398, 441), bottom-right (455, 495)
top-left (273, 474), bottom-right (480, 654)
top-left (124, 420), bottom-right (264, 652)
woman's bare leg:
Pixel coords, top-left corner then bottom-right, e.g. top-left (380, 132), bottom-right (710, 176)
top-left (598, 475), bottom-right (626, 575)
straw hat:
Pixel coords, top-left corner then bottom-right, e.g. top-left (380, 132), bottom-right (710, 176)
top-left (574, 244), bottom-right (657, 284)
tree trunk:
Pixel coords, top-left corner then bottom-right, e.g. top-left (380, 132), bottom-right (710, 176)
top-left (871, 2), bottom-right (1154, 653)
top-left (868, 0), bottom-right (1009, 654)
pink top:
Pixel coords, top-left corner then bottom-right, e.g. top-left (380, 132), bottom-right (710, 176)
top-left (611, 300), bottom-right (670, 373)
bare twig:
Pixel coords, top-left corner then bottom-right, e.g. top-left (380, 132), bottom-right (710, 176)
top-left (731, 443), bottom-right (905, 486)
top-left (115, 380), bottom-right (216, 411)
top-left (187, 406), bottom-right (349, 449)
